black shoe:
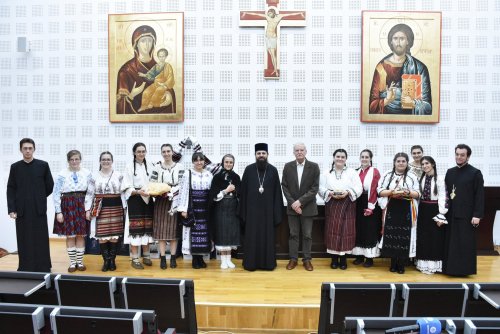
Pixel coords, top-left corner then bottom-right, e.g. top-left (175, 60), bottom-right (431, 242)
top-left (353, 256), bottom-right (364, 265)
top-left (339, 256), bottom-right (347, 270)
top-left (199, 256), bottom-right (207, 268)
top-left (363, 258), bottom-right (373, 267)
top-left (331, 256), bottom-right (339, 269)
top-left (390, 258), bottom-right (397, 272)
top-left (170, 256), bottom-right (177, 268)
top-left (192, 256), bottom-right (200, 269)
top-left (160, 256), bottom-right (167, 270)
top-left (397, 258), bottom-right (405, 274)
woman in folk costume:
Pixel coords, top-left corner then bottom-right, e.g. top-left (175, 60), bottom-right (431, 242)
top-left (319, 149), bottom-right (363, 270)
top-left (209, 154), bottom-right (241, 269)
top-left (352, 149), bottom-right (382, 268)
top-left (86, 151), bottom-right (126, 272)
top-left (150, 144), bottom-right (184, 269)
top-left (122, 142), bottom-right (155, 269)
top-left (171, 137), bottom-right (222, 258)
top-left (178, 152), bottom-right (214, 269)
top-left (415, 156), bottom-right (448, 274)
top-left (53, 150), bottom-right (92, 272)
top-left (377, 152), bottom-right (420, 274)
top-left (409, 145), bottom-right (424, 179)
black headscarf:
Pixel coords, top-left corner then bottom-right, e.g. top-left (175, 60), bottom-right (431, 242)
top-left (208, 154), bottom-right (241, 203)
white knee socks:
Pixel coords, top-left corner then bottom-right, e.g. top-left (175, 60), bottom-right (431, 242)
top-left (220, 251), bottom-right (236, 269)
top-left (76, 247), bottom-right (85, 266)
top-left (67, 247), bottom-right (77, 268)
top-left (226, 254), bottom-right (235, 268)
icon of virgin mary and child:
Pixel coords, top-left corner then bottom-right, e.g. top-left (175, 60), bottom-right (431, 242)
top-left (116, 25), bottom-right (176, 114)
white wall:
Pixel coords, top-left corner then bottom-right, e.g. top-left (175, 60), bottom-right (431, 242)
top-left (1, 0), bottom-right (500, 251)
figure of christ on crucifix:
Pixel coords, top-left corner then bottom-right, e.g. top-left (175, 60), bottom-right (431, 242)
top-left (240, 2), bottom-right (306, 79)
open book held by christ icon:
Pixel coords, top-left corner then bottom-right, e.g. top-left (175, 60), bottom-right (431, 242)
top-left (401, 74), bottom-right (422, 110)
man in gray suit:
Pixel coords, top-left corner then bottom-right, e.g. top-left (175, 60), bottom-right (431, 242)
top-left (281, 143), bottom-right (320, 271)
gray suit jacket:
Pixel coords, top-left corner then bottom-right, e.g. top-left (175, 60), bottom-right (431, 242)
top-left (281, 159), bottom-right (320, 217)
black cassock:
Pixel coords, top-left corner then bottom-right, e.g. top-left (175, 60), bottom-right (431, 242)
top-left (239, 163), bottom-right (282, 271)
top-left (7, 159), bottom-right (54, 272)
top-left (443, 163), bottom-right (484, 276)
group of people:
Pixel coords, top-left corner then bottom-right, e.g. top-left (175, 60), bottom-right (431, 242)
top-left (6, 138), bottom-right (254, 272)
top-left (289, 144), bottom-right (483, 276)
top-left (6, 138), bottom-right (484, 277)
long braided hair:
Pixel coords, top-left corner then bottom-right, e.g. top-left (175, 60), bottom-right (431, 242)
top-left (329, 148), bottom-right (348, 173)
top-left (385, 152), bottom-right (410, 190)
top-left (132, 142), bottom-right (149, 176)
top-left (419, 156), bottom-right (438, 196)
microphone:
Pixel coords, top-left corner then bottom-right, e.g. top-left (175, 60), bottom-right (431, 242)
top-left (385, 318), bottom-right (442, 334)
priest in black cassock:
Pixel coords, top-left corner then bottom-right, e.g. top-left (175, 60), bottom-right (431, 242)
top-left (7, 138), bottom-right (54, 272)
top-left (443, 144), bottom-right (484, 276)
top-left (239, 143), bottom-right (283, 271)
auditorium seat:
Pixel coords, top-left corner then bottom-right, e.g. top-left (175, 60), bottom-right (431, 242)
top-left (0, 302), bottom-right (158, 334)
top-left (463, 318), bottom-right (500, 333)
top-left (466, 283), bottom-right (500, 317)
top-left (402, 283), bottom-right (469, 317)
top-left (0, 303), bottom-right (45, 333)
top-left (54, 274), bottom-right (117, 308)
top-left (318, 283), bottom-right (396, 334)
top-left (0, 271), bottom-right (58, 305)
top-left (50, 307), bottom-right (144, 334)
top-left (0, 271), bottom-right (197, 332)
top-left (122, 277), bottom-right (197, 334)
top-left (473, 283), bottom-right (500, 309)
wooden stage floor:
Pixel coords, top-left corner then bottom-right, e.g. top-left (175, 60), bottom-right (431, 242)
top-left (1, 239), bottom-right (499, 333)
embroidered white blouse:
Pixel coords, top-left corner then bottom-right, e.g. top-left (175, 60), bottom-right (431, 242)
top-left (318, 167), bottom-right (363, 202)
top-left (150, 162), bottom-right (184, 189)
top-left (85, 170), bottom-right (127, 209)
top-left (53, 167), bottom-right (92, 213)
top-left (121, 161), bottom-right (154, 202)
top-left (420, 174), bottom-right (448, 215)
top-left (176, 169), bottom-right (213, 213)
top-left (377, 170), bottom-right (421, 194)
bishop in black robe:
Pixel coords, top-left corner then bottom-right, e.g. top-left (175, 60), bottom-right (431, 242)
top-left (239, 150), bottom-right (283, 271)
top-left (7, 158), bottom-right (54, 272)
top-left (443, 161), bottom-right (484, 276)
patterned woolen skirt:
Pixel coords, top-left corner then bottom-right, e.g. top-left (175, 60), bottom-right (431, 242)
top-left (53, 191), bottom-right (88, 236)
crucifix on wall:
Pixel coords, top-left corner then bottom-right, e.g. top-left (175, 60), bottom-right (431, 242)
top-left (239, 0), bottom-right (306, 79)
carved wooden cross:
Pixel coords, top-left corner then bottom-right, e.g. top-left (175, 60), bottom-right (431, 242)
top-left (239, 0), bottom-right (306, 79)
